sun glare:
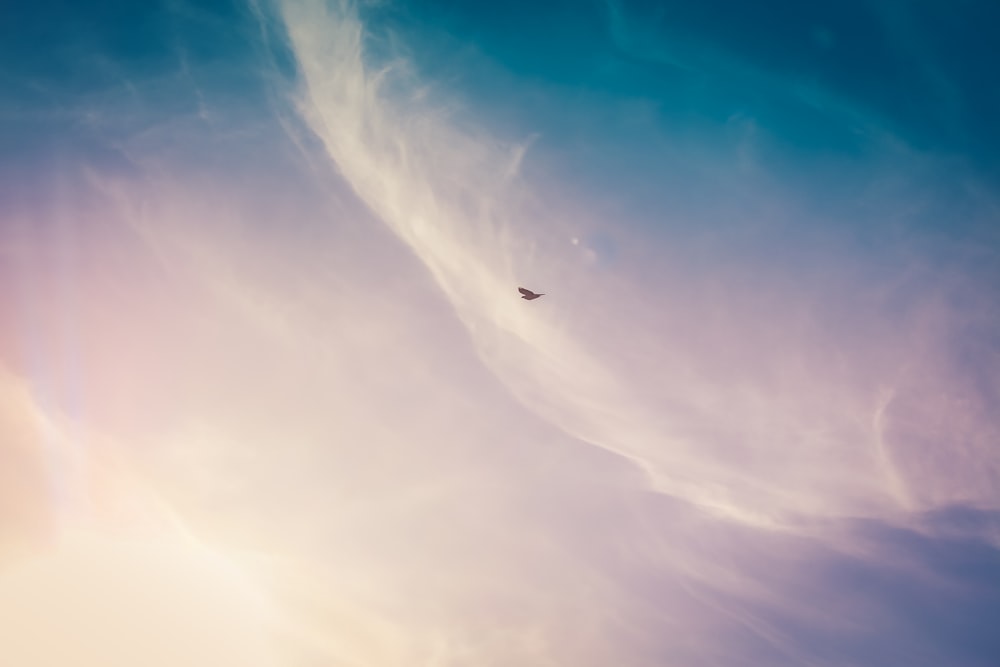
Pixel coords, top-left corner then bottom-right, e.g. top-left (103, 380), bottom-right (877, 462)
top-left (0, 531), bottom-right (278, 667)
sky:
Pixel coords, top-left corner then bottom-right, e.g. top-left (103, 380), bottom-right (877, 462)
top-left (1, 0), bottom-right (999, 665)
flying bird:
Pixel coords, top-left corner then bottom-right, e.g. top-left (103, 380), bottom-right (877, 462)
top-left (518, 287), bottom-right (544, 300)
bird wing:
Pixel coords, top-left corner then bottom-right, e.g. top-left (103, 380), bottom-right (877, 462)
top-left (518, 287), bottom-right (533, 296)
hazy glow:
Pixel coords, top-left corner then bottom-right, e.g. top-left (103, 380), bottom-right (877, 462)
top-left (0, 532), bottom-right (276, 667)
top-left (1, 0), bottom-right (998, 665)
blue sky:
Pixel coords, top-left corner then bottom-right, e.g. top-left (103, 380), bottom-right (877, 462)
top-left (1, 1), bottom-right (999, 666)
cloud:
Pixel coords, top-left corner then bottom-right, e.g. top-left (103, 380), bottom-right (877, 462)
top-left (275, 0), bottom-right (1000, 528)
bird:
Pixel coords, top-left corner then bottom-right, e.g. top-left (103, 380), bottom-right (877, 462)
top-left (518, 287), bottom-right (544, 300)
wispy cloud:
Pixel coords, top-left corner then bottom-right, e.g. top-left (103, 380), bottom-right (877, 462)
top-left (277, 0), bottom-right (1000, 528)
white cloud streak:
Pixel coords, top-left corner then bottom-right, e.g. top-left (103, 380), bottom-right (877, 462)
top-left (276, 0), bottom-right (1000, 527)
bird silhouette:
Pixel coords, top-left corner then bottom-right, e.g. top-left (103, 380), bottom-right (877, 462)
top-left (518, 287), bottom-right (544, 300)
